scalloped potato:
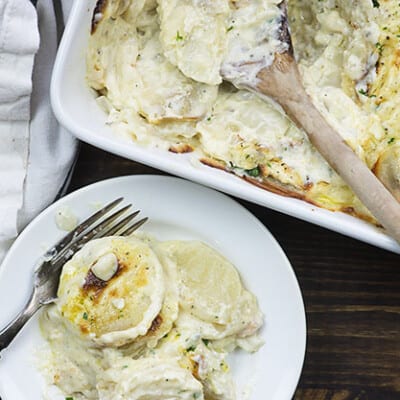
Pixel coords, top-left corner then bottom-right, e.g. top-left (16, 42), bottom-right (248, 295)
top-left (87, 0), bottom-right (400, 225)
top-left (39, 235), bottom-right (263, 400)
top-left (158, 0), bottom-right (230, 85)
top-left (160, 241), bottom-right (243, 324)
top-left (97, 357), bottom-right (204, 400)
top-left (87, 2), bottom-right (217, 124)
top-left (57, 236), bottom-right (166, 346)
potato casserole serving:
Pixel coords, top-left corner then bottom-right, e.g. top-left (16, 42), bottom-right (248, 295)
top-left (86, 0), bottom-right (400, 224)
top-left (39, 235), bottom-right (263, 399)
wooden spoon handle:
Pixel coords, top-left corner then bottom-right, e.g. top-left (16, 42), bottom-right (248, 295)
top-left (257, 53), bottom-right (400, 242)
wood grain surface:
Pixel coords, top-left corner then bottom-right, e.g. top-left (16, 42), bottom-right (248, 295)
top-left (69, 143), bottom-right (400, 400)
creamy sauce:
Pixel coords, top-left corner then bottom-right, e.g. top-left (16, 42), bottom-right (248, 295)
top-left (221, 0), bottom-right (289, 88)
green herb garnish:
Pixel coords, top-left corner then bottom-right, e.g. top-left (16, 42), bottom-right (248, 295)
top-left (246, 166), bottom-right (261, 177)
top-left (372, 0), bottom-right (380, 7)
top-left (358, 88), bottom-right (376, 98)
top-left (375, 42), bottom-right (384, 54)
top-left (176, 31), bottom-right (184, 41)
top-left (82, 312), bottom-right (88, 320)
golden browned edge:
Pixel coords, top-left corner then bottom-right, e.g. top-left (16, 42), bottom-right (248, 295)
top-left (372, 149), bottom-right (400, 205)
top-left (142, 114), bottom-right (202, 125)
top-left (200, 157), bottom-right (377, 225)
top-left (169, 144), bottom-right (194, 154)
top-left (148, 314), bottom-right (163, 335)
top-left (200, 157), bottom-right (307, 199)
top-left (91, 0), bottom-right (108, 34)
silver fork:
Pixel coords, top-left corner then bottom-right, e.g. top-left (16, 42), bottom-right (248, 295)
top-left (0, 198), bottom-right (147, 351)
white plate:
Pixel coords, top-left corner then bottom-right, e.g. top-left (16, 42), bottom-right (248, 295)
top-left (50, 0), bottom-right (400, 254)
top-left (0, 175), bottom-right (305, 400)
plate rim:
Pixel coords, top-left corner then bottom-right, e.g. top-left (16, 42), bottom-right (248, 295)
top-left (0, 174), bottom-right (306, 400)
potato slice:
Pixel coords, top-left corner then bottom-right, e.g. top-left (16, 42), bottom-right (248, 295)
top-left (121, 243), bottom-right (179, 355)
top-left (57, 236), bottom-right (165, 347)
top-left (158, 0), bottom-right (230, 85)
top-left (160, 241), bottom-right (243, 325)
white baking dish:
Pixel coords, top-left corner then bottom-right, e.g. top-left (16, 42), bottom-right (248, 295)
top-left (51, 0), bottom-right (400, 254)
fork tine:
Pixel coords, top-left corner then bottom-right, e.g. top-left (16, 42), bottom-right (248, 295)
top-left (52, 204), bottom-right (132, 264)
top-left (54, 212), bottom-right (148, 264)
top-left (121, 217), bottom-right (149, 236)
top-left (44, 197), bottom-right (123, 259)
top-left (93, 210), bottom-right (141, 238)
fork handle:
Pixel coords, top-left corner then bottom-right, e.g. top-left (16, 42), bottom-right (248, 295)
top-left (0, 289), bottom-right (41, 351)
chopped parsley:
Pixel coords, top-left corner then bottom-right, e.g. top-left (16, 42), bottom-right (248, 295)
top-left (202, 338), bottom-right (210, 346)
top-left (65, 397), bottom-right (74, 400)
top-left (375, 42), bottom-right (384, 54)
top-left (358, 88), bottom-right (376, 98)
top-left (186, 345), bottom-right (197, 352)
top-left (82, 312), bottom-right (88, 320)
top-left (372, 0), bottom-right (380, 7)
top-left (227, 26), bottom-right (234, 32)
top-left (176, 31), bottom-right (184, 41)
top-left (388, 137), bottom-right (396, 144)
top-left (246, 166), bottom-right (261, 177)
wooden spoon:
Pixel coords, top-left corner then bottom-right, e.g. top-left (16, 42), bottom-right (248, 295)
top-left (221, 1), bottom-right (400, 243)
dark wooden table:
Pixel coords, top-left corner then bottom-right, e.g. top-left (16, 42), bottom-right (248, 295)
top-left (69, 143), bottom-right (400, 400)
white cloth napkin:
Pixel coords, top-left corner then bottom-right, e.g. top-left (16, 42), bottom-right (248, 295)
top-left (0, 0), bottom-right (78, 262)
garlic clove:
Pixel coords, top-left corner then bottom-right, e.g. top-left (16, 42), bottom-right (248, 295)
top-left (91, 253), bottom-right (119, 281)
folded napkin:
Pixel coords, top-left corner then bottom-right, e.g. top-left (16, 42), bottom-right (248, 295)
top-left (0, 0), bottom-right (77, 262)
